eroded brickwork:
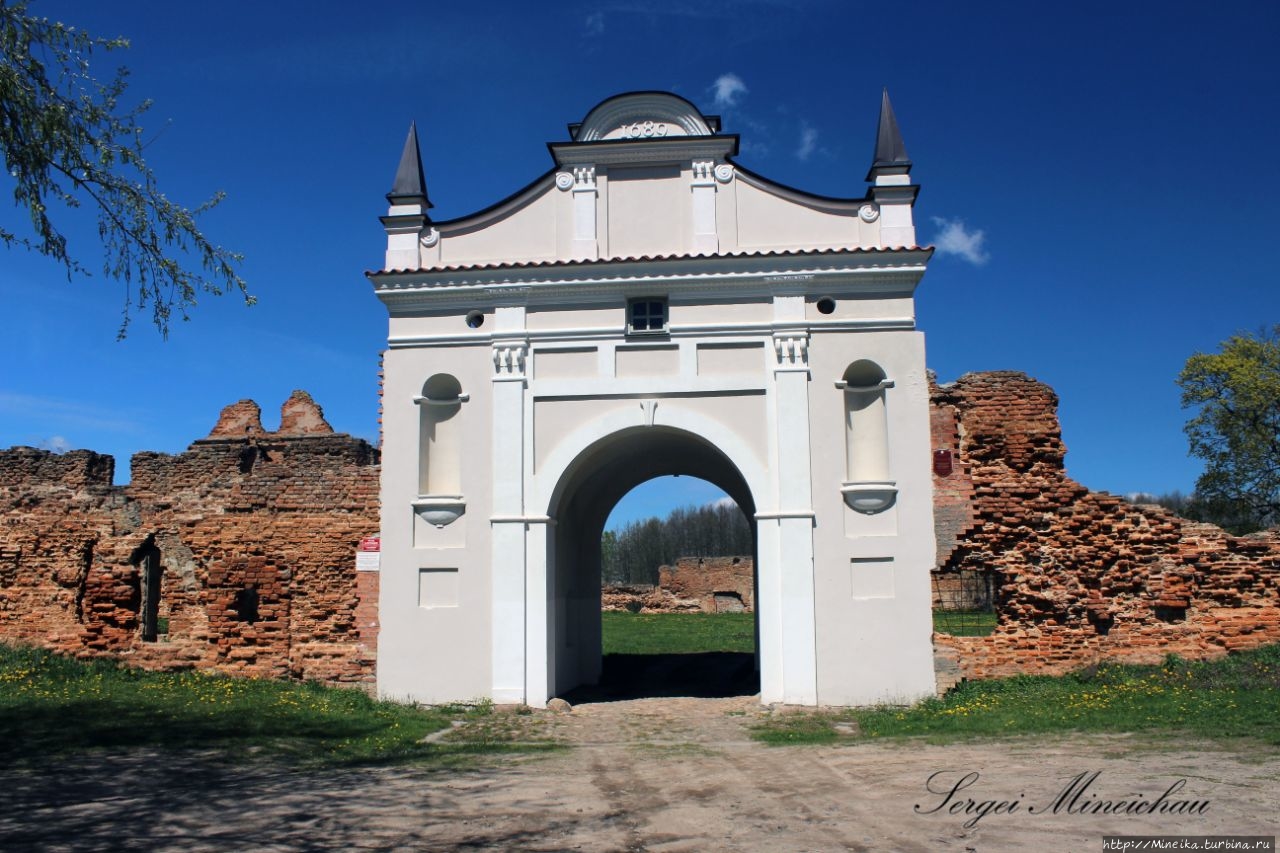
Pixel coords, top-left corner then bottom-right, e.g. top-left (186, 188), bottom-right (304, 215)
top-left (602, 557), bottom-right (755, 613)
top-left (930, 372), bottom-right (1280, 688)
top-left (0, 393), bottom-right (380, 684)
top-left (5, 374), bottom-right (1277, 694)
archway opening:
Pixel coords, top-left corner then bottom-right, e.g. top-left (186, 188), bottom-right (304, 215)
top-left (546, 427), bottom-right (760, 702)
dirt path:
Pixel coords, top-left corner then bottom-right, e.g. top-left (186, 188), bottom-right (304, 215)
top-left (2, 696), bottom-right (1276, 851)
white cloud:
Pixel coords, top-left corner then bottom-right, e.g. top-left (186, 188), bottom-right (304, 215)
top-left (711, 73), bottom-right (747, 109)
top-left (931, 217), bottom-right (990, 266)
top-left (796, 123), bottom-right (818, 161)
top-left (584, 11), bottom-right (605, 36)
top-left (706, 495), bottom-right (738, 509)
top-left (39, 436), bottom-right (71, 454)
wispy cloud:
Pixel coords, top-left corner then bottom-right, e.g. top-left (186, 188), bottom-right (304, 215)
top-left (584, 11), bottom-right (605, 36)
top-left (711, 73), bottom-right (747, 109)
top-left (0, 392), bottom-right (145, 434)
top-left (931, 217), bottom-right (990, 266)
top-left (796, 122), bottom-right (818, 161)
top-left (39, 436), bottom-right (71, 454)
top-left (706, 495), bottom-right (738, 509)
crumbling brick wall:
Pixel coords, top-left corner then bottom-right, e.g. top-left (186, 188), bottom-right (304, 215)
top-left (929, 376), bottom-right (975, 568)
top-left (0, 448), bottom-right (136, 653)
top-left (0, 391), bottom-right (381, 685)
top-left (602, 557), bottom-right (754, 613)
top-left (7, 374), bottom-right (1277, 693)
top-left (930, 372), bottom-right (1280, 688)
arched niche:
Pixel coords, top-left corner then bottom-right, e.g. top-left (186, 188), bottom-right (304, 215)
top-left (837, 360), bottom-right (896, 513)
top-left (131, 538), bottom-right (163, 642)
top-left (413, 373), bottom-right (468, 526)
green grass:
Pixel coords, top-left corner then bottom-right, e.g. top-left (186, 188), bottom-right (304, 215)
top-left (601, 611), bottom-right (755, 655)
top-left (932, 609), bottom-right (998, 636)
top-left (754, 644), bottom-right (1280, 747)
top-left (0, 643), bottom-right (542, 767)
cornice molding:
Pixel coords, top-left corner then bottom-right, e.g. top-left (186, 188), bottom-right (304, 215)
top-left (386, 316), bottom-right (916, 349)
top-left (734, 169), bottom-right (870, 213)
top-left (549, 136), bottom-right (738, 167)
top-left (372, 252), bottom-right (928, 314)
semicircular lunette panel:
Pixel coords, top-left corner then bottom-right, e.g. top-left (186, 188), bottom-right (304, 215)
top-left (574, 92), bottom-right (713, 142)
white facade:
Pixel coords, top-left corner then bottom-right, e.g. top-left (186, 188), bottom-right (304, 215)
top-left (370, 91), bottom-right (937, 707)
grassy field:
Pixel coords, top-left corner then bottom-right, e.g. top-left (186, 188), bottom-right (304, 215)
top-left (932, 609), bottom-right (998, 637)
top-left (755, 643), bottom-right (1280, 747)
top-left (601, 611), bottom-right (755, 655)
top-left (602, 609), bottom-right (998, 648)
top-left (0, 643), bottom-right (541, 767)
top-left (9, 617), bottom-right (1276, 760)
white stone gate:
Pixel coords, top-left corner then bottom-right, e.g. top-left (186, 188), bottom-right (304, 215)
top-left (370, 91), bottom-right (937, 706)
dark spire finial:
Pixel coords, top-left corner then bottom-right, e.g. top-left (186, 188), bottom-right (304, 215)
top-left (387, 121), bottom-right (432, 208)
top-left (867, 88), bottom-right (911, 181)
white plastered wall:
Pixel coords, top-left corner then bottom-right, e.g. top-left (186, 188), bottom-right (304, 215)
top-left (374, 91), bottom-right (933, 708)
top-left (807, 328), bottom-right (937, 705)
top-left (377, 342), bottom-right (495, 703)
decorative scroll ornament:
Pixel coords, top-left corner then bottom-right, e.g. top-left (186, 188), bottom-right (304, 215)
top-left (491, 343), bottom-right (528, 376)
top-left (773, 334), bottom-right (809, 368)
top-left (419, 228), bottom-right (440, 247)
top-left (573, 166), bottom-right (596, 189)
top-left (858, 203), bottom-right (880, 223)
top-left (555, 172), bottom-right (574, 191)
top-left (714, 163), bottom-right (734, 183)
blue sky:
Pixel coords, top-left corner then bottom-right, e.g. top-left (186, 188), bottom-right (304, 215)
top-left (2, 1), bottom-right (1277, 531)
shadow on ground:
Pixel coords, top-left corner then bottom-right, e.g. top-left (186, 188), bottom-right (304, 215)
top-left (0, 751), bottom-right (581, 852)
top-left (561, 652), bottom-right (759, 703)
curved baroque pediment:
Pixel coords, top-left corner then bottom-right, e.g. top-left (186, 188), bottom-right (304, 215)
top-left (574, 92), bottom-right (714, 142)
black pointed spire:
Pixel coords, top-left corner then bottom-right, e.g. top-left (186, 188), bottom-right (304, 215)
top-left (866, 88), bottom-right (911, 181)
top-left (387, 121), bottom-right (432, 208)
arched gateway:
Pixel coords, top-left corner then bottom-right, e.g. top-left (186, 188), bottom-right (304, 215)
top-left (370, 91), bottom-right (937, 706)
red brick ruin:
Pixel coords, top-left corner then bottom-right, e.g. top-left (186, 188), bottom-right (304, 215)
top-left (602, 557), bottom-right (756, 613)
top-left (930, 372), bottom-right (1280, 691)
top-left (2, 376), bottom-right (1277, 693)
top-left (0, 391), bottom-right (380, 685)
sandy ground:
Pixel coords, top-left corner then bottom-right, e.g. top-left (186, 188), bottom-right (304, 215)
top-left (1, 695), bottom-right (1276, 852)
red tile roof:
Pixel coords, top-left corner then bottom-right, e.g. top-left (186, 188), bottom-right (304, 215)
top-left (368, 245), bottom-right (932, 277)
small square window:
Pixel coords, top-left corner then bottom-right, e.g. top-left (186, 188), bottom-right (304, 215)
top-left (628, 299), bottom-right (667, 333)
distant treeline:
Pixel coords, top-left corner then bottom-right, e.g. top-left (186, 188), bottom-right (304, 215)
top-left (1130, 490), bottom-right (1275, 536)
top-left (602, 502), bottom-right (753, 585)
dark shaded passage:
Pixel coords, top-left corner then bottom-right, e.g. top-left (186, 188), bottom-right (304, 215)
top-left (561, 651), bottom-right (759, 703)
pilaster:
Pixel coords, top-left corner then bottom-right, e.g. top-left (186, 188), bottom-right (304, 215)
top-left (490, 331), bottom-right (529, 703)
top-left (558, 165), bottom-right (599, 260)
top-left (691, 160), bottom-right (718, 254)
top-left (763, 302), bottom-right (818, 705)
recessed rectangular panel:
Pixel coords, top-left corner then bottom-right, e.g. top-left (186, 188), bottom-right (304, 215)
top-left (534, 347), bottom-right (598, 380)
top-left (607, 164), bottom-right (682, 257)
top-left (697, 342), bottom-right (764, 375)
top-left (615, 344), bottom-right (679, 377)
top-left (850, 557), bottom-right (895, 599)
top-left (419, 568), bottom-right (459, 608)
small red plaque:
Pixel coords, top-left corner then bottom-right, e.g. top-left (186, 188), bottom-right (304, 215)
top-left (932, 449), bottom-right (953, 477)
top-left (358, 537), bottom-right (381, 552)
